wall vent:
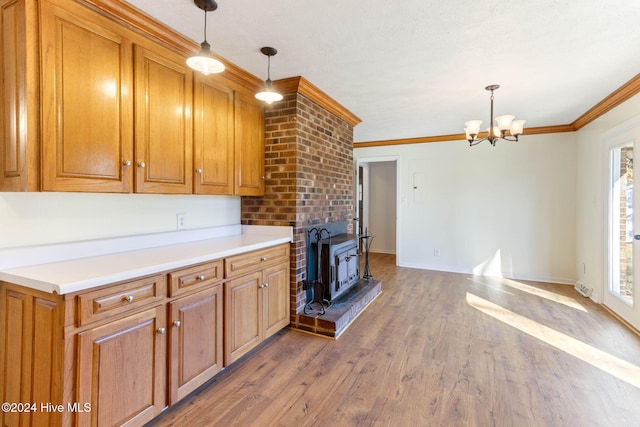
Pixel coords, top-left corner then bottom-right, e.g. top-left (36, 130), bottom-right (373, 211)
top-left (575, 281), bottom-right (593, 298)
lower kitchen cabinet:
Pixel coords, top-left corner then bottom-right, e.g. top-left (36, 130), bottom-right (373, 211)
top-left (263, 262), bottom-right (291, 338)
top-left (224, 271), bottom-right (262, 364)
top-left (0, 242), bottom-right (290, 427)
top-left (0, 285), bottom-right (65, 427)
top-left (169, 284), bottom-right (223, 404)
top-left (224, 245), bottom-right (290, 365)
top-left (76, 305), bottom-right (167, 427)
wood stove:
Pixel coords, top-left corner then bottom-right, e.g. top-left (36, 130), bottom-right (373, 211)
top-left (317, 233), bottom-right (360, 302)
top-left (305, 221), bottom-right (361, 307)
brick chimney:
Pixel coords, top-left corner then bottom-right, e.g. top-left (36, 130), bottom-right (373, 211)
top-left (241, 77), bottom-right (361, 319)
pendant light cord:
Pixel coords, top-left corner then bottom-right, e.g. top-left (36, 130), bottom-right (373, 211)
top-left (203, 11), bottom-right (208, 43)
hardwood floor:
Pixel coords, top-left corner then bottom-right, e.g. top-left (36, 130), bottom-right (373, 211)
top-left (147, 253), bottom-right (640, 426)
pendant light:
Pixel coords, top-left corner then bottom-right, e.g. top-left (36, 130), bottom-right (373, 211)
top-left (186, 0), bottom-right (225, 75)
top-left (255, 47), bottom-right (283, 104)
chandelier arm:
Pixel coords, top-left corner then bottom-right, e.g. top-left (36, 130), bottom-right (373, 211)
top-left (468, 137), bottom-right (488, 147)
top-left (501, 135), bottom-right (519, 142)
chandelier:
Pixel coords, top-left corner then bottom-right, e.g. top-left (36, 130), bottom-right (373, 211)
top-left (464, 85), bottom-right (525, 146)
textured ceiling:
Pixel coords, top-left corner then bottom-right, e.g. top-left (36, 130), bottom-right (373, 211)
top-left (125, 0), bottom-right (640, 143)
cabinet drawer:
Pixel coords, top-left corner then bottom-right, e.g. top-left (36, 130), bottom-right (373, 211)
top-left (225, 244), bottom-right (289, 278)
top-left (168, 259), bottom-right (223, 297)
top-left (77, 274), bottom-right (166, 326)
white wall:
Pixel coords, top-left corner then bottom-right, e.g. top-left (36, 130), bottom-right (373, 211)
top-left (0, 193), bottom-right (240, 249)
top-left (575, 92), bottom-right (640, 301)
top-left (356, 133), bottom-right (577, 284)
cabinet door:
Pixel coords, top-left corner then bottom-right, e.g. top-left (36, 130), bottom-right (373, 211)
top-left (263, 261), bottom-right (290, 339)
top-left (224, 271), bottom-right (262, 365)
top-left (1, 0), bottom-right (39, 191)
top-left (40, 0), bottom-right (134, 192)
top-left (134, 44), bottom-right (193, 194)
top-left (234, 92), bottom-right (265, 196)
top-left (169, 285), bottom-right (223, 404)
top-left (77, 306), bottom-right (166, 427)
top-left (193, 74), bottom-right (234, 195)
top-left (0, 286), bottom-right (63, 427)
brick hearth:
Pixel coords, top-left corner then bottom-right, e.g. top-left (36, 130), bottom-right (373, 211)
top-left (293, 278), bottom-right (382, 338)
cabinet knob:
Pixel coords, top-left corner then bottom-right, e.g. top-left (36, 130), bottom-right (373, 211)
top-left (123, 160), bottom-right (131, 166)
top-left (197, 275), bottom-right (205, 281)
top-left (124, 295), bottom-right (134, 303)
top-left (173, 321), bottom-right (181, 328)
top-left (196, 168), bottom-right (203, 174)
top-left (261, 176), bottom-right (265, 180)
top-left (264, 283), bottom-right (269, 288)
top-left (259, 284), bottom-right (265, 289)
top-left (261, 257), bottom-right (268, 262)
top-left (138, 161), bottom-right (146, 168)
top-left (157, 327), bottom-right (166, 334)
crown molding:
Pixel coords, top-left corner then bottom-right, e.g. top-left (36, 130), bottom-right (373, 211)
top-left (274, 77), bottom-right (362, 127)
top-left (571, 72), bottom-right (640, 130)
top-left (79, 0), bottom-right (263, 92)
top-left (354, 73), bottom-right (640, 148)
top-left (353, 125), bottom-right (577, 149)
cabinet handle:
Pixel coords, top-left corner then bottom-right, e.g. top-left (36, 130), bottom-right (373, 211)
top-left (261, 257), bottom-right (268, 262)
top-left (124, 295), bottom-right (134, 303)
top-left (138, 161), bottom-right (146, 168)
top-left (157, 327), bottom-right (166, 334)
top-left (197, 275), bottom-right (205, 281)
top-left (173, 321), bottom-right (181, 328)
top-left (196, 168), bottom-right (203, 174)
top-left (261, 176), bottom-right (265, 180)
top-left (123, 160), bottom-right (131, 166)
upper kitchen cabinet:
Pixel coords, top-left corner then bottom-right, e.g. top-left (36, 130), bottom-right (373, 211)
top-left (134, 44), bottom-right (193, 194)
top-left (194, 74), bottom-right (265, 197)
top-left (193, 74), bottom-right (234, 195)
top-left (0, 0), bottom-right (39, 191)
top-left (234, 91), bottom-right (265, 196)
top-left (0, 0), bottom-right (266, 195)
top-left (40, 0), bottom-right (134, 192)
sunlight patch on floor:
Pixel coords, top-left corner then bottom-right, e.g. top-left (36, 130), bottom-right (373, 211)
top-left (466, 292), bottom-right (640, 389)
top-left (468, 277), bottom-right (588, 312)
top-left (472, 249), bottom-right (503, 277)
top-left (467, 277), bottom-right (516, 297)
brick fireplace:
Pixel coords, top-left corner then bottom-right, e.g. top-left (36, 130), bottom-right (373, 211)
top-left (241, 76), bottom-right (368, 333)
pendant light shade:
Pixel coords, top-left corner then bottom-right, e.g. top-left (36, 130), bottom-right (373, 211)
top-left (255, 47), bottom-right (283, 104)
top-left (187, 0), bottom-right (224, 75)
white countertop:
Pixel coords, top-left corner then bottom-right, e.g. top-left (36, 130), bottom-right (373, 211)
top-left (0, 225), bottom-right (292, 295)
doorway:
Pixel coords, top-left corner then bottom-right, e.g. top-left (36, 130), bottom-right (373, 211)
top-left (605, 119), bottom-right (640, 330)
top-left (357, 159), bottom-right (397, 256)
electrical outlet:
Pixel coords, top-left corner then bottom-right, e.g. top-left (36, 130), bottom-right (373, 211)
top-left (434, 248), bottom-right (441, 257)
top-left (177, 213), bottom-right (186, 230)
